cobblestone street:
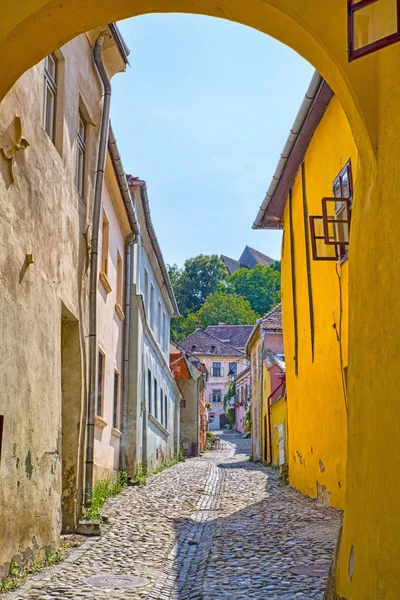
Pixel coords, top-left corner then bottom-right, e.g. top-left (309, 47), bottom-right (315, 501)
top-left (7, 433), bottom-right (341, 600)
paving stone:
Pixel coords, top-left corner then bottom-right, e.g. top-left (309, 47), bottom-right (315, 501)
top-left (5, 432), bottom-right (341, 599)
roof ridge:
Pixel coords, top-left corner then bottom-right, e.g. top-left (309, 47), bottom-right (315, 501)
top-left (179, 327), bottom-right (244, 356)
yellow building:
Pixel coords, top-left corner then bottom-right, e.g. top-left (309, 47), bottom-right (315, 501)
top-left (254, 76), bottom-right (355, 512)
top-left (263, 350), bottom-right (287, 468)
top-left (246, 305), bottom-right (284, 462)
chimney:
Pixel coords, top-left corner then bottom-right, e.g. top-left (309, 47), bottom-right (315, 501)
top-left (218, 322), bottom-right (225, 326)
top-left (195, 321), bottom-right (201, 330)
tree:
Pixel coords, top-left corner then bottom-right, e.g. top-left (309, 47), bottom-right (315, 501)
top-left (196, 291), bottom-right (258, 327)
top-left (226, 264), bottom-right (280, 316)
top-left (168, 255), bottom-right (228, 315)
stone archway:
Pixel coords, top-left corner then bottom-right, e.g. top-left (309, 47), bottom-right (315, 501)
top-left (3, 2), bottom-right (400, 599)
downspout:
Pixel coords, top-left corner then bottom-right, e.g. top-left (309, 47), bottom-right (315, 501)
top-left (84, 32), bottom-right (112, 505)
top-left (267, 377), bottom-right (285, 465)
top-left (121, 237), bottom-right (133, 472)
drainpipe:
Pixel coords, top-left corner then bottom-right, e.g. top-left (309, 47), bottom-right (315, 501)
top-left (267, 377), bottom-right (285, 465)
top-left (84, 32), bottom-right (112, 505)
top-left (120, 237), bottom-right (133, 472)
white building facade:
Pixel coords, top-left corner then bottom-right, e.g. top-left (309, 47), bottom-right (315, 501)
top-left (124, 176), bottom-right (180, 474)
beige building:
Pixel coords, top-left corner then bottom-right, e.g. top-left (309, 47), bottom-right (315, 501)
top-left (0, 26), bottom-right (128, 576)
top-left (94, 135), bottom-right (137, 480)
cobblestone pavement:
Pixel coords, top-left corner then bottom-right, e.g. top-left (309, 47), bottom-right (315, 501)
top-left (7, 432), bottom-right (341, 600)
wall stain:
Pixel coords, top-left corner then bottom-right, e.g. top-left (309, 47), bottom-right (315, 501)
top-left (319, 459), bottom-right (326, 472)
top-left (25, 449), bottom-right (33, 479)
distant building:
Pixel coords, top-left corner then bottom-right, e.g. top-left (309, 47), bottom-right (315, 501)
top-left (179, 324), bottom-right (253, 430)
top-left (234, 366), bottom-right (251, 434)
top-left (220, 246), bottom-right (276, 275)
top-left (246, 304), bottom-right (284, 461)
top-left (169, 342), bottom-right (207, 457)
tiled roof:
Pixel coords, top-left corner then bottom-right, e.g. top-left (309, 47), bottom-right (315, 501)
top-left (179, 328), bottom-right (243, 357)
top-left (245, 246), bottom-right (275, 267)
top-left (263, 349), bottom-right (286, 371)
top-left (259, 303), bottom-right (282, 331)
top-left (220, 255), bottom-right (244, 275)
top-left (205, 324), bottom-right (254, 350)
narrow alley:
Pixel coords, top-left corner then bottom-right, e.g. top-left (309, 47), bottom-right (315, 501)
top-left (7, 433), bottom-right (341, 600)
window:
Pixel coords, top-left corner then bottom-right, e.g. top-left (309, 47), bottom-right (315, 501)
top-left (0, 415), bottom-right (3, 463)
top-left (43, 54), bottom-right (57, 142)
top-left (228, 362), bottom-right (237, 376)
top-left (144, 269), bottom-right (149, 311)
top-left (148, 369), bottom-right (152, 414)
top-left (162, 312), bottom-right (166, 352)
top-left (75, 112), bottom-right (86, 197)
top-left (348, 0), bottom-right (400, 61)
top-left (102, 212), bottom-right (109, 275)
top-left (154, 378), bottom-right (158, 420)
top-left (212, 362), bottom-right (222, 377)
top-left (310, 161), bottom-right (353, 262)
top-left (97, 350), bottom-right (105, 416)
top-left (191, 345), bottom-right (197, 352)
top-left (150, 284), bottom-right (154, 329)
top-left (116, 251), bottom-right (123, 306)
top-left (212, 389), bottom-right (222, 403)
top-left (328, 161), bottom-right (353, 262)
top-left (157, 301), bottom-right (162, 342)
top-left (160, 388), bottom-right (164, 425)
top-left (164, 394), bottom-right (168, 429)
top-left (113, 371), bottom-right (119, 429)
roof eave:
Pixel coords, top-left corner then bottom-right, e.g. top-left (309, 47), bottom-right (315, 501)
top-left (253, 74), bottom-right (334, 230)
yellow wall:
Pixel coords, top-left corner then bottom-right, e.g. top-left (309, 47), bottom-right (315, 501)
top-left (248, 328), bottom-right (263, 461)
top-left (281, 95), bottom-right (356, 511)
top-left (270, 396), bottom-right (287, 467)
top-left (262, 362), bottom-right (287, 466)
top-left (4, 1), bottom-right (400, 597)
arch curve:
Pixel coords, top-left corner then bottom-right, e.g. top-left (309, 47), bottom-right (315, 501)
top-left (0, 0), bottom-right (375, 168)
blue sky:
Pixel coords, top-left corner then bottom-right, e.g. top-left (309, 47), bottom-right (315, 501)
top-left (110, 14), bottom-right (313, 268)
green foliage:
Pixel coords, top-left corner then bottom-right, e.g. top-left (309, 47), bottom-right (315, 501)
top-left (197, 291), bottom-right (258, 327)
top-left (168, 255), bottom-right (280, 344)
top-left (150, 452), bottom-right (184, 476)
top-left (223, 380), bottom-right (236, 412)
top-left (133, 463), bottom-right (147, 486)
top-left (86, 471), bottom-right (128, 520)
top-left (206, 430), bottom-right (216, 440)
top-left (244, 408), bottom-right (252, 434)
top-left (226, 264), bottom-right (280, 317)
top-left (226, 407), bottom-right (236, 426)
top-left (168, 255), bottom-right (228, 315)
top-left (0, 552), bottom-right (63, 593)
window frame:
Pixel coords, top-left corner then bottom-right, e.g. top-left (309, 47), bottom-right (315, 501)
top-left (75, 111), bottom-right (86, 198)
top-left (228, 362), bottom-right (237, 376)
top-left (113, 370), bottom-right (120, 429)
top-left (160, 387), bottom-right (164, 425)
top-left (309, 216), bottom-right (339, 261)
top-left (348, 0), bottom-right (400, 61)
top-left (212, 389), bottom-right (222, 403)
top-left (148, 368), bottom-right (152, 414)
top-left (164, 393), bottom-right (168, 429)
top-left (97, 349), bottom-right (105, 417)
top-left (212, 362), bottom-right (222, 377)
top-left (154, 377), bottom-right (158, 420)
top-left (43, 53), bottom-right (58, 143)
